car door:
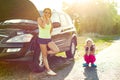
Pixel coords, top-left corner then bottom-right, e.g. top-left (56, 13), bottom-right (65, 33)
top-left (51, 12), bottom-right (64, 52)
top-left (59, 13), bottom-right (75, 52)
top-left (51, 12), bottom-right (74, 52)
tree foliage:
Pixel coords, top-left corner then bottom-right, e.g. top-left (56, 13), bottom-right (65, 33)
top-left (63, 0), bottom-right (120, 35)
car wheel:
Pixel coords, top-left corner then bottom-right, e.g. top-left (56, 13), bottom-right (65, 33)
top-left (65, 39), bottom-right (76, 58)
top-left (29, 51), bottom-right (45, 73)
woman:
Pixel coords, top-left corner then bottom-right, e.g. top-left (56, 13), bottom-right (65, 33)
top-left (37, 8), bottom-right (59, 75)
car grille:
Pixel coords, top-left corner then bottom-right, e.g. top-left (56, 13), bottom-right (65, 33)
top-left (0, 37), bottom-right (5, 53)
top-left (0, 36), bottom-right (4, 41)
top-left (0, 48), bottom-right (4, 53)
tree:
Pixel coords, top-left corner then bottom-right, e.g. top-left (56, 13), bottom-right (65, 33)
top-left (63, 0), bottom-right (119, 35)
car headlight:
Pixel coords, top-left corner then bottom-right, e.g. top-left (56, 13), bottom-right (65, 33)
top-left (6, 34), bottom-right (33, 43)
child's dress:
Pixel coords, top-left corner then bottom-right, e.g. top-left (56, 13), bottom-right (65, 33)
top-left (83, 45), bottom-right (97, 67)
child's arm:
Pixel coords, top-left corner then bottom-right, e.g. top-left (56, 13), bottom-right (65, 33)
top-left (92, 45), bottom-right (95, 55)
top-left (84, 45), bottom-right (90, 55)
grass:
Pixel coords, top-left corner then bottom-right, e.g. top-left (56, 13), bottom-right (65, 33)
top-left (57, 33), bottom-right (118, 58)
top-left (74, 33), bottom-right (118, 60)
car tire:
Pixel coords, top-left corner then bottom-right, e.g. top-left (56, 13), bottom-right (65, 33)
top-left (29, 52), bottom-right (45, 73)
top-left (28, 36), bottom-right (45, 72)
top-left (65, 39), bottom-right (76, 58)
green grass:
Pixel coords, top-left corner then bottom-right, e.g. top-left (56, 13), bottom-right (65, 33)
top-left (77, 34), bottom-right (119, 59)
top-left (57, 34), bottom-right (118, 58)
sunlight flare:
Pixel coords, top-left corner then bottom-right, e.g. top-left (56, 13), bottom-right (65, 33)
top-left (29, 0), bottom-right (63, 11)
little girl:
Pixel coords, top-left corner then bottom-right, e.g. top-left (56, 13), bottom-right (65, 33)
top-left (83, 38), bottom-right (97, 67)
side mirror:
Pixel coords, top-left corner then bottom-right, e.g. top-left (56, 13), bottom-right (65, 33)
top-left (52, 22), bottom-right (61, 28)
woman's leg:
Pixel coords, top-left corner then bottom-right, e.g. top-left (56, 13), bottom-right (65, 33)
top-left (39, 44), bottom-right (57, 75)
top-left (47, 41), bottom-right (60, 54)
top-left (39, 44), bottom-right (50, 71)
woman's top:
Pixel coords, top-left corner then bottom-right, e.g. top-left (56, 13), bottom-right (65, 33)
top-left (38, 23), bottom-right (51, 39)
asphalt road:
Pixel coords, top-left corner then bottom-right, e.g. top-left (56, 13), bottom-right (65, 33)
top-left (30, 39), bottom-right (120, 80)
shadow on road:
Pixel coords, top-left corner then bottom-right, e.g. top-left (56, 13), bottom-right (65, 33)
top-left (84, 67), bottom-right (99, 80)
top-left (0, 56), bottom-right (75, 80)
top-left (30, 56), bottom-right (75, 80)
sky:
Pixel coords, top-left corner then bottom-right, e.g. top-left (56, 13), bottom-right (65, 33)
top-left (29, 0), bottom-right (120, 14)
top-left (115, 0), bottom-right (120, 14)
top-left (29, 0), bottom-right (63, 11)
top-left (29, 0), bottom-right (90, 11)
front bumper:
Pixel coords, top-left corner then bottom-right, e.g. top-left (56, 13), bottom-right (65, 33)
top-left (0, 42), bottom-right (31, 59)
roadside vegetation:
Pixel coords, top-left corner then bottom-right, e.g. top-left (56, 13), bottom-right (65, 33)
top-left (63, 0), bottom-right (120, 35)
top-left (76, 33), bottom-right (118, 57)
top-left (57, 33), bottom-right (118, 59)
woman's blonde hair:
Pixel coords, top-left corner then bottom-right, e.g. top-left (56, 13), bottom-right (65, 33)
top-left (43, 8), bottom-right (52, 17)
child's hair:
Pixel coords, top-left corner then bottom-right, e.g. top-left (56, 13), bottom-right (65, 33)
top-left (85, 38), bottom-right (94, 45)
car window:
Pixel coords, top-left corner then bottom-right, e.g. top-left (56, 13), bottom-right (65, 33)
top-left (60, 14), bottom-right (69, 26)
top-left (51, 12), bottom-right (60, 23)
top-left (65, 14), bottom-right (73, 25)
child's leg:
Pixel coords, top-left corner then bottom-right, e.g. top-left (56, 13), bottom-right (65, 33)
top-left (89, 54), bottom-right (97, 67)
top-left (84, 54), bottom-right (90, 64)
top-left (89, 54), bottom-right (96, 64)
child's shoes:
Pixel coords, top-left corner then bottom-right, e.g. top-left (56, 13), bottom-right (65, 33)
top-left (83, 63), bottom-right (89, 67)
top-left (91, 64), bottom-right (97, 67)
top-left (83, 63), bottom-right (97, 67)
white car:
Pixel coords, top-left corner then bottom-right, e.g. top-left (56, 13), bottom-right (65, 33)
top-left (0, 10), bottom-right (77, 72)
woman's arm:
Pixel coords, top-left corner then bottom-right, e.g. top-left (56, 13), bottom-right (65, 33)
top-left (50, 20), bottom-right (53, 33)
top-left (37, 17), bottom-right (45, 28)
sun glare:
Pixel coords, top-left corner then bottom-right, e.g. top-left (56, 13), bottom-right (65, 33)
top-left (29, 0), bottom-right (63, 11)
top-left (30, 0), bottom-right (120, 15)
top-left (29, 0), bottom-right (90, 11)
top-left (63, 0), bottom-right (89, 4)
top-left (63, 0), bottom-right (75, 4)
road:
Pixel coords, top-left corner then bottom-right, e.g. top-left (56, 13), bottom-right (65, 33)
top-left (30, 39), bottom-right (120, 80)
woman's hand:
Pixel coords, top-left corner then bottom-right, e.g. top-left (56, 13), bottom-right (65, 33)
top-left (37, 17), bottom-right (45, 28)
